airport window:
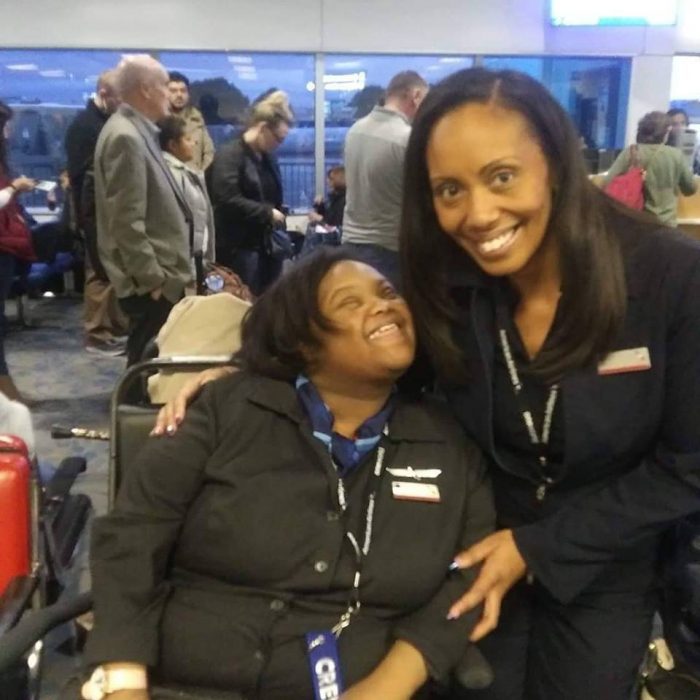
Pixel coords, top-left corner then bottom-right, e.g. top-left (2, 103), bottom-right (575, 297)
top-left (0, 49), bottom-right (631, 208)
top-left (322, 53), bottom-right (474, 176)
top-left (158, 51), bottom-right (316, 211)
top-left (670, 55), bottom-right (700, 126)
top-left (483, 56), bottom-right (631, 149)
top-left (0, 49), bottom-right (316, 211)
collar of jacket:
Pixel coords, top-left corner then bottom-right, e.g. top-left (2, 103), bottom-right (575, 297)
top-left (163, 150), bottom-right (195, 174)
top-left (87, 98), bottom-right (109, 124)
top-left (245, 374), bottom-right (445, 444)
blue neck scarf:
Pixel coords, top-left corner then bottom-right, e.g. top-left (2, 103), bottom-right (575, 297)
top-left (296, 375), bottom-right (395, 477)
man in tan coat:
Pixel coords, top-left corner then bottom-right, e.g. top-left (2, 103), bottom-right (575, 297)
top-left (167, 71), bottom-right (215, 172)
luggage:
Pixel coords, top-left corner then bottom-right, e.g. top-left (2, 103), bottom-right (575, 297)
top-left (0, 435), bottom-right (31, 595)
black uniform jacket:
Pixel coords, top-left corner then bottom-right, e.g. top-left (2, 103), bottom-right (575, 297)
top-left (86, 372), bottom-right (495, 696)
top-left (209, 137), bottom-right (283, 254)
top-left (442, 212), bottom-right (700, 606)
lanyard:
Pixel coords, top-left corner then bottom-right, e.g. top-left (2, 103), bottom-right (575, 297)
top-left (329, 426), bottom-right (388, 637)
top-left (498, 327), bottom-right (559, 503)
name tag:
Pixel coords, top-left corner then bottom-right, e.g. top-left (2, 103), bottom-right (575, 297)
top-left (597, 347), bottom-right (651, 375)
top-left (387, 467), bottom-right (442, 480)
top-left (306, 631), bottom-right (343, 700)
top-left (391, 481), bottom-right (441, 503)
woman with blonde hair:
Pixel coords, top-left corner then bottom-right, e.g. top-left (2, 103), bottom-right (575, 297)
top-left (209, 90), bottom-right (294, 295)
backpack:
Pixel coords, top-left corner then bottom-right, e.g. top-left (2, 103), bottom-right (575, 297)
top-left (604, 144), bottom-right (646, 210)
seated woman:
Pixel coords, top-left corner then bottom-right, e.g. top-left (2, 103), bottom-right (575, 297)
top-left (81, 249), bottom-right (495, 700)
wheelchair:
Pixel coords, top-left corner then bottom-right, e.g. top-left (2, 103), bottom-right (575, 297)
top-left (0, 356), bottom-right (495, 699)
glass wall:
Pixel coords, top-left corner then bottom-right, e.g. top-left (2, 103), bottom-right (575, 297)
top-left (483, 56), bottom-right (631, 149)
top-left (670, 55), bottom-right (700, 126)
top-left (322, 54), bottom-right (474, 173)
top-left (0, 48), bottom-right (632, 210)
top-left (158, 51), bottom-right (315, 210)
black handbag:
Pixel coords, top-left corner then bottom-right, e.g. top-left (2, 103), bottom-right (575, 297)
top-left (264, 226), bottom-right (294, 260)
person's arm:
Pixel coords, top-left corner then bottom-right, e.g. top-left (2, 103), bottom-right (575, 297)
top-left (209, 148), bottom-right (274, 230)
top-left (151, 366), bottom-right (236, 436)
top-left (602, 147), bottom-right (631, 185)
top-left (97, 131), bottom-right (164, 295)
top-left (86, 384), bottom-right (220, 667)
top-left (677, 151), bottom-right (697, 196)
top-left (341, 640), bottom-right (428, 700)
top-left (451, 255), bottom-right (700, 613)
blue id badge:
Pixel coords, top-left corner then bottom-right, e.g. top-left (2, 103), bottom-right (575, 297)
top-left (305, 631), bottom-right (344, 700)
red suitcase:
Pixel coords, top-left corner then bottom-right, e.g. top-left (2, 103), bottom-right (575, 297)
top-left (0, 435), bottom-right (31, 595)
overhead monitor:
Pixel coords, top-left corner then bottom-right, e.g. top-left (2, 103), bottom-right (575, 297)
top-left (550, 0), bottom-right (678, 27)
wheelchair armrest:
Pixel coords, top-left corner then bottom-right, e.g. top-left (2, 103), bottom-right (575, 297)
top-left (0, 575), bottom-right (39, 636)
top-left (455, 644), bottom-right (494, 689)
top-left (0, 591), bottom-right (93, 672)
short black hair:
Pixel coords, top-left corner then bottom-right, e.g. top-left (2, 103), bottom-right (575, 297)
top-left (158, 115), bottom-right (187, 151)
top-left (234, 248), bottom-right (368, 380)
top-left (168, 71), bottom-right (190, 88)
top-left (667, 108), bottom-right (689, 126)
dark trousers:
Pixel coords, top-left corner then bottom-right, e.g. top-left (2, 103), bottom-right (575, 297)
top-left (228, 249), bottom-right (282, 297)
top-left (449, 579), bottom-right (655, 700)
top-left (0, 253), bottom-right (16, 376)
top-left (118, 293), bottom-right (174, 367)
top-left (340, 243), bottom-right (401, 291)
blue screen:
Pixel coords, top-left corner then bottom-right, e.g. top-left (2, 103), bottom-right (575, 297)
top-left (550, 0), bottom-right (677, 26)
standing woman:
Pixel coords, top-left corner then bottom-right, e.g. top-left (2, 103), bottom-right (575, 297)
top-left (400, 68), bottom-right (700, 699)
top-left (604, 110), bottom-right (696, 226)
top-left (210, 90), bottom-right (292, 296)
top-left (0, 101), bottom-right (36, 402)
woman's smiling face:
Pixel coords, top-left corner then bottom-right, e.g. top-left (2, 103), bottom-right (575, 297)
top-left (427, 101), bottom-right (554, 279)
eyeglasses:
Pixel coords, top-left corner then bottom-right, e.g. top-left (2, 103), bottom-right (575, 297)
top-left (266, 125), bottom-right (286, 145)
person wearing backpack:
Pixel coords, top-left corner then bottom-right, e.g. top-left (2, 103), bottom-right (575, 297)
top-left (604, 111), bottom-right (697, 226)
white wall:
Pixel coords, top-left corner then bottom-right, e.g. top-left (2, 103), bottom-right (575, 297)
top-left (0, 0), bottom-right (696, 55)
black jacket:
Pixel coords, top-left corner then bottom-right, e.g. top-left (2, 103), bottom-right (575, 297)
top-left (86, 373), bottom-right (495, 696)
top-left (443, 213), bottom-right (700, 605)
top-left (64, 99), bottom-right (109, 278)
top-left (209, 137), bottom-right (283, 255)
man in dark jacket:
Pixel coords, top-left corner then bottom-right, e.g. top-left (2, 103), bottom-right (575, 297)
top-left (65, 70), bottom-right (128, 357)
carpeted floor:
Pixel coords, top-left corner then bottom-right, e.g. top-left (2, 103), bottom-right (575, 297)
top-left (5, 295), bottom-right (126, 699)
top-left (6, 295), bottom-right (124, 515)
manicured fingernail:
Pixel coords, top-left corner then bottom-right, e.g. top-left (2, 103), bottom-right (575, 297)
top-left (446, 610), bottom-right (459, 621)
top-left (166, 424), bottom-right (176, 434)
top-left (448, 560), bottom-right (460, 572)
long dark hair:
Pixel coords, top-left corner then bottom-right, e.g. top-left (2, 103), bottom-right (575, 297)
top-left (400, 68), bottom-right (627, 382)
top-left (234, 248), bottom-right (366, 380)
top-left (0, 101), bottom-right (13, 177)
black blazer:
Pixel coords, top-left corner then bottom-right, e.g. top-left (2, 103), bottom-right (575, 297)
top-left (86, 373), bottom-right (495, 695)
top-left (442, 213), bottom-right (700, 605)
top-left (209, 137), bottom-right (283, 254)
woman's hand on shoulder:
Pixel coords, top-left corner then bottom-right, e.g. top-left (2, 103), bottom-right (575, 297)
top-left (448, 529), bottom-right (527, 642)
top-left (150, 366), bottom-right (236, 437)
